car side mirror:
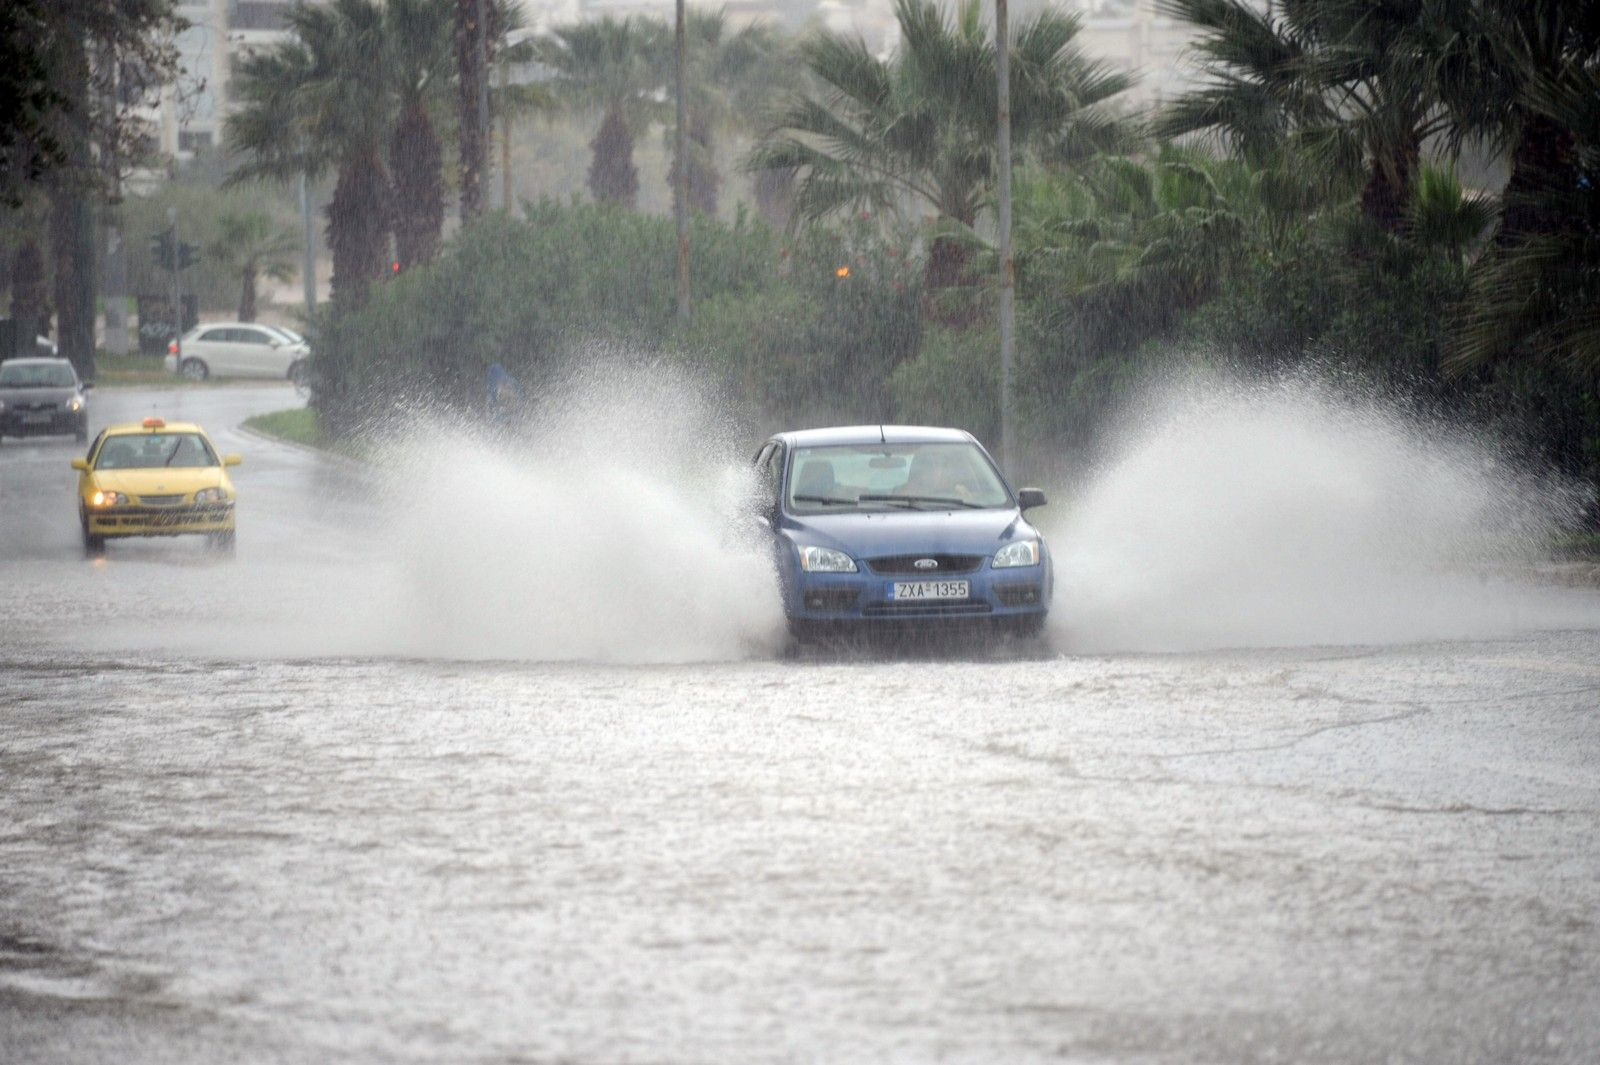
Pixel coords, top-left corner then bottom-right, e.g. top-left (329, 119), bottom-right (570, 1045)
top-left (269, 339), bottom-right (281, 348)
top-left (223, 453), bottom-right (242, 467)
top-left (1017, 487), bottom-right (1048, 511)
top-left (81, 381), bottom-right (94, 390)
top-left (71, 458), bottom-right (89, 471)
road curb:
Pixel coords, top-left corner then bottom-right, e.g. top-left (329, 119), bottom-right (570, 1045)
top-left (235, 422), bottom-right (371, 474)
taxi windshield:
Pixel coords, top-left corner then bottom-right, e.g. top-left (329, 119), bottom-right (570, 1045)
top-left (0, 362), bottom-right (75, 388)
top-left (95, 432), bottom-right (218, 470)
top-left (787, 442), bottom-right (1011, 512)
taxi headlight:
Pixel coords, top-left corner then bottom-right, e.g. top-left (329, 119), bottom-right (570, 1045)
top-left (194, 487), bottom-right (229, 504)
top-left (992, 539), bottom-right (1040, 568)
top-left (798, 545), bottom-right (857, 573)
top-left (91, 490), bottom-right (128, 507)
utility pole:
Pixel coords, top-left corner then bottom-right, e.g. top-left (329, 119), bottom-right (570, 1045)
top-left (477, 0), bottom-right (490, 203)
top-left (500, 43), bottom-right (512, 210)
top-left (673, 0), bottom-right (690, 323)
top-left (168, 206), bottom-right (182, 358)
top-left (995, 0), bottom-right (1016, 474)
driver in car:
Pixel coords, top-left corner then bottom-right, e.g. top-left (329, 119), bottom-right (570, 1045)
top-left (901, 449), bottom-right (977, 502)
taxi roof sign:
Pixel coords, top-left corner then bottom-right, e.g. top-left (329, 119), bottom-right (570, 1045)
top-left (142, 417), bottom-right (166, 429)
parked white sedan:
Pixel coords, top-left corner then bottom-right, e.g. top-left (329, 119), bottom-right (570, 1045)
top-left (165, 322), bottom-right (311, 384)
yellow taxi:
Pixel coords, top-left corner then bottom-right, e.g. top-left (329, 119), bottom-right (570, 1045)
top-left (72, 417), bottom-right (241, 557)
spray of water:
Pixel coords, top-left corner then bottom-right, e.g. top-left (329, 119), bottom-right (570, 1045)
top-left (1049, 370), bottom-right (1597, 653)
top-left (347, 363), bottom-right (784, 662)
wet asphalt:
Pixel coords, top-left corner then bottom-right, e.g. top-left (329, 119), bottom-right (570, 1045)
top-left (1, 385), bottom-right (1598, 1064)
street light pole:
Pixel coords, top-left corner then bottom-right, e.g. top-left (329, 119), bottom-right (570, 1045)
top-left (167, 206), bottom-right (182, 358)
top-left (995, 0), bottom-right (1016, 474)
top-left (673, 0), bottom-right (690, 323)
top-left (299, 169), bottom-right (315, 326)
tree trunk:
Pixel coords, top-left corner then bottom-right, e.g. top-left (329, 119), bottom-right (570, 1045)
top-left (49, 185), bottom-right (96, 378)
top-left (669, 110), bottom-right (719, 217)
top-left (391, 100), bottom-right (444, 269)
top-left (753, 167), bottom-right (795, 230)
top-left (326, 150), bottom-right (392, 312)
top-left (238, 262), bottom-right (257, 322)
top-left (1497, 107), bottom-right (1578, 246)
top-left (455, 0), bottom-right (489, 221)
top-left (588, 107), bottom-right (638, 208)
top-left (1359, 137), bottom-right (1419, 236)
top-left (11, 238), bottom-right (51, 331)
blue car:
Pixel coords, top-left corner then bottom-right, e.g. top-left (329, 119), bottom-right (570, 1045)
top-left (752, 426), bottom-right (1052, 641)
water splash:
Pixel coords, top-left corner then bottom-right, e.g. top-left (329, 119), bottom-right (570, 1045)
top-left (1050, 371), bottom-right (1597, 653)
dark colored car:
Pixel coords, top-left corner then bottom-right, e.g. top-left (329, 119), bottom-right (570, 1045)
top-left (752, 425), bottom-right (1052, 642)
top-left (0, 358), bottom-right (90, 443)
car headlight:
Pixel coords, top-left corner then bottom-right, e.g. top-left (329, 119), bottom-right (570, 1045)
top-left (91, 490), bottom-right (128, 507)
top-left (67, 397), bottom-right (84, 412)
top-left (194, 487), bottom-right (229, 504)
top-left (992, 539), bottom-right (1040, 568)
top-left (798, 545), bottom-right (857, 572)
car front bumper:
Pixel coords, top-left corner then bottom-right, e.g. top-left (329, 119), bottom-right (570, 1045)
top-left (85, 503), bottom-right (235, 537)
top-left (784, 564), bottom-right (1051, 630)
top-left (1, 410), bottom-right (85, 437)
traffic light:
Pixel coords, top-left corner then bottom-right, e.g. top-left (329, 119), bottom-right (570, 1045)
top-left (150, 230), bottom-right (175, 269)
top-left (150, 230), bottom-right (199, 269)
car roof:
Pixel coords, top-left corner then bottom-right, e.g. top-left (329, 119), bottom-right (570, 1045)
top-left (772, 425), bottom-right (979, 448)
top-left (187, 322), bottom-right (281, 332)
top-left (102, 420), bottom-right (206, 436)
top-left (0, 357), bottom-right (73, 368)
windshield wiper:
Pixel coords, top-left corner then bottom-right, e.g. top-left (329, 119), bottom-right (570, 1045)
top-left (792, 493), bottom-right (858, 506)
top-left (857, 493), bottom-right (984, 509)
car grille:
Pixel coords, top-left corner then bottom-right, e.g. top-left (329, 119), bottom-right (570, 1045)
top-left (995, 583), bottom-right (1044, 607)
top-left (9, 401), bottom-right (57, 412)
top-left (138, 494), bottom-right (186, 506)
top-left (865, 553), bottom-right (984, 575)
top-left (95, 505), bottom-right (231, 527)
top-left (862, 599), bottom-right (992, 617)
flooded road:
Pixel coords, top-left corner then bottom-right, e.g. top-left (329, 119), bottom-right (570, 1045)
top-left (3, 387), bottom-right (1599, 1063)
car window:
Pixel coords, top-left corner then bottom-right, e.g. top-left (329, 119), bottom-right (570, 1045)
top-left (94, 433), bottom-right (219, 470)
top-left (0, 361), bottom-right (76, 387)
top-left (198, 328), bottom-right (230, 343)
top-left (787, 442), bottom-right (1010, 512)
top-left (240, 329), bottom-right (273, 345)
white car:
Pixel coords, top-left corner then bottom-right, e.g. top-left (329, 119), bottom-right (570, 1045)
top-left (164, 322), bottom-right (311, 385)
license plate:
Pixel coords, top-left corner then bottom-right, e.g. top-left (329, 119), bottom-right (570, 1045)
top-left (891, 580), bottom-right (969, 600)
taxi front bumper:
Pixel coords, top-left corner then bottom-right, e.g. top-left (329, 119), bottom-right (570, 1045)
top-left (86, 503), bottom-right (235, 537)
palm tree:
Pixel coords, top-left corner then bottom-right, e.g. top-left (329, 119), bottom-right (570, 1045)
top-left (204, 211), bottom-right (300, 322)
top-left (1450, 58), bottom-right (1600, 375)
top-left (538, 16), bottom-right (666, 209)
top-left (660, 11), bottom-right (797, 218)
top-left (749, 0), bottom-right (1132, 290)
top-left (228, 0), bottom-right (394, 310)
top-left (1154, 0), bottom-right (1455, 234)
top-left (387, 0), bottom-right (455, 268)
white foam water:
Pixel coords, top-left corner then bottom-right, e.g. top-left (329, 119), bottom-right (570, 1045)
top-left (1049, 372), bottom-right (1598, 653)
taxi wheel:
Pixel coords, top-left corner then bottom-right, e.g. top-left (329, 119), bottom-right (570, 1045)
top-left (210, 530), bottom-right (236, 557)
top-left (81, 522), bottom-right (105, 559)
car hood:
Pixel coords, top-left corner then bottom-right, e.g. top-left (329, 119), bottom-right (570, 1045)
top-left (90, 468), bottom-right (227, 495)
top-left (782, 507), bottom-right (1034, 557)
top-left (0, 385), bottom-right (78, 405)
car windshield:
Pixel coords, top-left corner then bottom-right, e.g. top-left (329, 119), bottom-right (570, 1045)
top-left (0, 362), bottom-right (75, 388)
top-left (787, 442), bottom-right (1011, 512)
top-left (94, 432), bottom-right (218, 470)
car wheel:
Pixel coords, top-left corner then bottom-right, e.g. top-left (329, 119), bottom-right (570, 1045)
top-left (180, 357), bottom-right (209, 381)
top-left (210, 529), bottom-right (236, 557)
top-left (81, 521), bottom-right (105, 559)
